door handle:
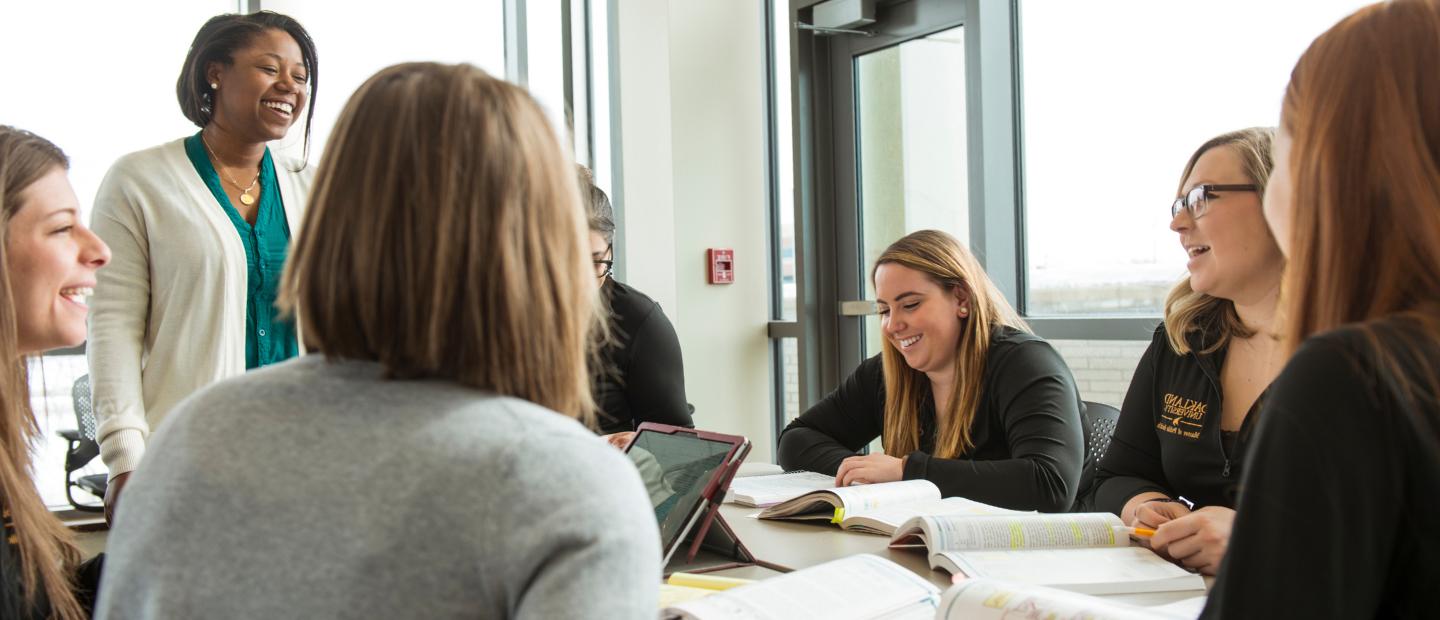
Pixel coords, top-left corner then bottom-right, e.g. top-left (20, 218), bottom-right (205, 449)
top-left (839, 300), bottom-right (878, 316)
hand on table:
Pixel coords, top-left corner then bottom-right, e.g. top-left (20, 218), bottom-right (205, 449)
top-left (602, 431), bottom-right (636, 450)
top-left (835, 453), bottom-right (905, 486)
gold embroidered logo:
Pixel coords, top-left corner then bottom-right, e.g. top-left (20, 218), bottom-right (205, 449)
top-left (1157, 393), bottom-right (1207, 439)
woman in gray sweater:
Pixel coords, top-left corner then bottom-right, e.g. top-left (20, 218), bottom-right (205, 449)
top-left (96, 62), bottom-right (661, 619)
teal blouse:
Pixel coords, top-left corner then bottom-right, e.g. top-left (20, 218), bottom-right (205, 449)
top-left (184, 133), bottom-right (299, 369)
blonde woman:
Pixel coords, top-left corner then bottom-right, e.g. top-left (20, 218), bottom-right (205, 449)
top-left (96, 63), bottom-right (659, 618)
top-left (88, 12), bottom-right (319, 522)
top-left (0, 126), bottom-right (111, 619)
top-left (1204, 1), bottom-right (1440, 616)
top-left (778, 230), bottom-right (1084, 512)
top-left (1089, 128), bottom-right (1285, 576)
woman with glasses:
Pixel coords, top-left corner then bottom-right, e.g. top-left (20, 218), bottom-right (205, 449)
top-left (778, 230), bottom-right (1084, 512)
top-left (580, 166), bottom-right (694, 448)
top-left (1086, 127), bottom-right (1285, 575)
top-left (1204, 2), bottom-right (1440, 615)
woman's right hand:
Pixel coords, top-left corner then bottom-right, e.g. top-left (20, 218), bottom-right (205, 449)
top-left (1133, 499), bottom-right (1192, 529)
top-left (104, 471), bottom-right (132, 527)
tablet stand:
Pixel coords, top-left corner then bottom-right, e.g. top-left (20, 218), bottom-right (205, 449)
top-left (663, 502), bottom-right (755, 575)
top-left (663, 446), bottom-right (756, 575)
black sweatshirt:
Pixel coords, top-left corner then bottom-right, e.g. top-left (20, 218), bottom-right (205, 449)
top-left (0, 525), bottom-right (101, 620)
top-left (776, 327), bottom-right (1084, 512)
top-left (592, 279), bottom-right (694, 434)
top-left (1202, 322), bottom-right (1440, 619)
top-left (1088, 324), bottom-right (1260, 514)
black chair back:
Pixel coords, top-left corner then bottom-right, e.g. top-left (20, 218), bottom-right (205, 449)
top-left (1073, 400), bottom-right (1121, 512)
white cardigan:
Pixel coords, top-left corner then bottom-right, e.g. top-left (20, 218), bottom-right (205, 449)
top-left (88, 138), bottom-right (312, 478)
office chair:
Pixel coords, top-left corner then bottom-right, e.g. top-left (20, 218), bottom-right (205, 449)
top-left (1073, 400), bottom-right (1121, 512)
top-left (56, 374), bottom-right (108, 512)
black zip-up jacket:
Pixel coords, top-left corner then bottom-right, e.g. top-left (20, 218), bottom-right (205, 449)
top-left (1201, 322), bottom-right (1440, 618)
top-left (592, 279), bottom-right (695, 434)
top-left (776, 327), bottom-right (1084, 512)
top-left (1089, 324), bottom-right (1261, 514)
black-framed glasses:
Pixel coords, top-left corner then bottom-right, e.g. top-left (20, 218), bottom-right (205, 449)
top-left (1170, 184), bottom-right (1259, 220)
top-left (593, 244), bottom-right (614, 279)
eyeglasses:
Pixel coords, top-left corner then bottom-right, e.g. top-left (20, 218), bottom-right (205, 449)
top-left (593, 244), bottom-right (614, 279)
top-left (1170, 184), bottom-right (1259, 220)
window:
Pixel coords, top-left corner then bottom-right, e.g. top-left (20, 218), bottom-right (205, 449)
top-left (1020, 0), bottom-right (1375, 316)
top-left (0, 1), bottom-right (241, 225)
top-left (1, 1), bottom-right (241, 507)
top-left (263, 0), bottom-right (507, 162)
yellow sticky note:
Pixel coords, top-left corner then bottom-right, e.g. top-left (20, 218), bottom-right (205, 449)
top-left (831, 507), bottom-right (846, 524)
top-left (667, 573), bottom-right (754, 591)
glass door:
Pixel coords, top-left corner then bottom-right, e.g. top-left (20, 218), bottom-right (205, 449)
top-left (817, 0), bottom-right (969, 376)
top-left (853, 24), bottom-right (969, 358)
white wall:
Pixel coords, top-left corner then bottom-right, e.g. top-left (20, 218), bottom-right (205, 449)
top-left (612, 0), bottom-right (775, 457)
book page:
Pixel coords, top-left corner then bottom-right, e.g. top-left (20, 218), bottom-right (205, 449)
top-left (936, 578), bottom-right (1194, 620)
top-left (938, 547), bottom-right (1205, 596)
top-left (726, 471), bottom-right (836, 507)
top-left (829, 479), bottom-right (940, 512)
top-left (660, 584), bottom-right (719, 609)
top-left (922, 513), bottom-right (1127, 551)
top-left (665, 554), bottom-right (940, 620)
top-left (845, 496), bottom-right (1025, 535)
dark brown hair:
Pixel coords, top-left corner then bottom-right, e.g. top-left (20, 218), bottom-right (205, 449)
top-left (577, 166), bottom-right (615, 245)
top-left (176, 11), bottom-right (319, 158)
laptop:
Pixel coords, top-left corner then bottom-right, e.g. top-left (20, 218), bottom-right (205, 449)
top-left (623, 422), bottom-right (750, 568)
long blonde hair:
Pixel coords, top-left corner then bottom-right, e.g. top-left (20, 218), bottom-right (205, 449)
top-left (0, 126), bottom-right (85, 620)
top-left (1277, 0), bottom-right (1440, 415)
top-left (1163, 127), bottom-right (1277, 355)
top-left (278, 63), bottom-right (601, 425)
top-left (872, 230), bottom-right (1028, 458)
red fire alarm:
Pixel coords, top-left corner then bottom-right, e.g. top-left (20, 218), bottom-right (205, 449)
top-left (707, 248), bottom-right (735, 284)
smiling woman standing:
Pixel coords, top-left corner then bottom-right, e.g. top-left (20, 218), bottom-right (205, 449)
top-left (87, 11), bottom-right (318, 524)
top-left (777, 230), bottom-right (1084, 512)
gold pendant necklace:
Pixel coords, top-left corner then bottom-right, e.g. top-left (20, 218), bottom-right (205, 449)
top-left (200, 135), bottom-right (260, 206)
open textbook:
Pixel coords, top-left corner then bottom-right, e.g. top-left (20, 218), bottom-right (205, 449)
top-left (936, 578), bottom-right (1205, 619)
top-left (661, 555), bottom-right (1206, 620)
top-left (663, 554), bottom-right (941, 620)
top-left (725, 471), bottom-right (836, 507)
top-left (889, 513), bottom-right (1205, 595)
top-left (755, 479), bottom-right (1024, 535)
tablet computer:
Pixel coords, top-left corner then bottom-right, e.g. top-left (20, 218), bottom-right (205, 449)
top-left (623, 423), bottom-right (750, 566)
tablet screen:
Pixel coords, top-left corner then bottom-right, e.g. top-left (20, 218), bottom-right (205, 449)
top-left (625, 430), bottom-right (736, 553)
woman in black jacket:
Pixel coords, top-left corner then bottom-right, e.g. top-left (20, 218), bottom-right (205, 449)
top-left (1203, 2), bottom-right (1440, 616)
top-left (578, 167), bottom-right (694, 447)
top-left (1088, 127), bottom-right (1286, 575)
top-left (778, 230), bottom-right (1083, 512)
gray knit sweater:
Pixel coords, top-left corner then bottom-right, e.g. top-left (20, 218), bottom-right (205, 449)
top-left (95, 355), bottom-right (661, 619)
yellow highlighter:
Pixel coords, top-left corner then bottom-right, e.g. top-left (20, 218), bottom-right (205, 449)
top-left (666, 572), bottom-right (754, 591)
top-left (1119, 526), bottom-right (1156, 538)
